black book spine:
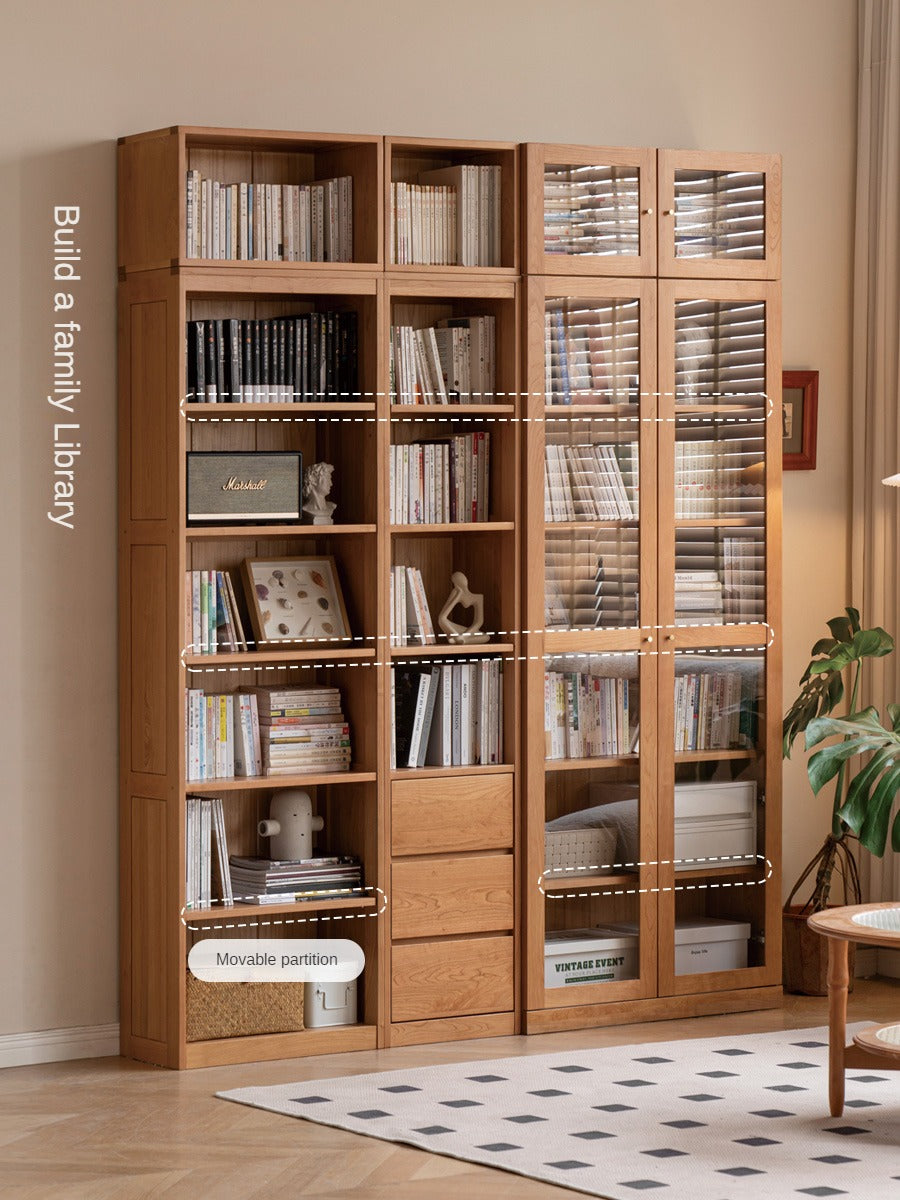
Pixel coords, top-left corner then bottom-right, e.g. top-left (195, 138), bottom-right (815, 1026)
top-left (300, 315), bottom-right (309, 401)
top-left (278, 318), bottom-right (286, 399)
top-left (242, 319), bottom-right (252, 403)
top-left (346, 310), bottom-right (358, 398)
top-left (324, 311), bottom-right (334, 400)
top-left (261, 319), bottom-right (270, 402)
top-left (309, 313), bottom-right (320, 401)
top-left (228, 318), bottom-right (241, 403)
top-left (252, 319), bottom-right (261, 402)
top-left (205, 320), bottom-right (217, 401)
top-left (318, 312), bottom-right (327, 398)
top-left (214, 319), bottom-right (226, 401)
top-left (287, 319), bottom-right (296, 402)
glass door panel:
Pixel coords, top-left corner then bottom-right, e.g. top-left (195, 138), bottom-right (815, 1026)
top-left (545, 296), bottom-right (641, 408)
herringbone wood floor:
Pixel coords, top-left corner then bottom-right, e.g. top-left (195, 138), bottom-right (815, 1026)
top-left (1, 980), bottom-right (897, 1200)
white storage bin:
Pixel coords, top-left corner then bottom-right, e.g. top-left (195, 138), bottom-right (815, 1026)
top-left (674, 780), bottom-right (756, 871)
top-left (544, 927), bottom-right (639, 988)
top-left (674, 917), bottom-right (750, 975)
top-left (304, 978), bottom-right (357, 1027)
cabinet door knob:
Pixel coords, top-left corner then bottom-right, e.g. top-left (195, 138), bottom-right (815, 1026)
top-left (665, 634), bottom-right (675, 642)
top-left (644, 634), bottom-right (654, 644)
top-left (642, 207), bottom-right (654, 215)
top-left (663, 208), bottom-right (675, 216)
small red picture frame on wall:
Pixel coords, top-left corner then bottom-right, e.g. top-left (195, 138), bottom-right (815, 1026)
top-left (782, 370), bottom-right (818, 471)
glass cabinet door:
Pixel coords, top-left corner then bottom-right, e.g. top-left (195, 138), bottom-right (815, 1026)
top-left (524, 144), bottom-right (657, 276)
top-left (658, 151), bottom-right (781, 280)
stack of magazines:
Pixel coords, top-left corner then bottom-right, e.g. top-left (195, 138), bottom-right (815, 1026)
top-left (228, 855), bottom-right (362, 904)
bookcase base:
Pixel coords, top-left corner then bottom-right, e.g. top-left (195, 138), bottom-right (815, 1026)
top-left (525, 985), bottom-right (783, 1036)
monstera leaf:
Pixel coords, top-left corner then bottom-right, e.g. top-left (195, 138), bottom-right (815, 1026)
top-left (782, 608), bottom-right (894, 758)
top-left (804, 705), bottom-right (900, 856)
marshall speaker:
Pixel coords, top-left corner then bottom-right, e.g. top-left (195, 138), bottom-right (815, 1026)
top-left (186, 451), bottom-right (302, 524)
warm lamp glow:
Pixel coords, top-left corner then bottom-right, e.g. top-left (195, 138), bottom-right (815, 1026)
top-left (883, 473), bottom-right (900, 487)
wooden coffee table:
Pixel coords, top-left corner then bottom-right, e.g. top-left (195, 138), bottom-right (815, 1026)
top-left (807, 902), bottom-right (900, 1116)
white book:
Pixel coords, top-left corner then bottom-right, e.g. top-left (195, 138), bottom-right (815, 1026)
top-left (407, 672), bottom-right (434, 768)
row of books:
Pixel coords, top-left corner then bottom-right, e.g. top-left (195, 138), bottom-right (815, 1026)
top-left (186, 312), bottom-right (359, 403)
top-left (544, 165), bottom-right (640, 258)
top-left (674, 439), bottom-right (765, 518)
top-left (545, 441), bottom-right (638, 521)
top-left (228, 855), bottom-right (362, 904)
top-left (392, 660), bottom-right (504, 768)
top-left (544, 301), bottom-right (640, 405)
top-left (185, 795), bottom-right (230, 909)
top-left (185, 569), bottom-right (248, 654)
top-left (389, 432), bottom-right (490, 524)
top-left (391, 565), bottom-right (435, 645)
top-left (390, 165), bottom-right (501, 266)
top-left (390, 315), bottom-right (496, 403)
top-left (544, 671), bottom-right (636, 760)
top-left (674, 670), bottom-right (756, 751)
top-left (185, 686), bottom-right (351, 781)
top-left (672, 174), bottom-right (765, 260)
top-left (185, 172), bottom-right (353, 262)
top-left (545, 542), bottom-right (640, 629)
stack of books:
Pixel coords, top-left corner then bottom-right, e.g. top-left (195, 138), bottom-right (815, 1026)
top-left (391, 660), bottom-right (504, 768)
top-left (723, 535), bottom-right (766, 622)
top-left (544, 165), bottom-right (640, 259)
top-left (390, 315), bottom-right (495, 404)
top-left (185, 795), bottom-right (232, 909)
top-left (544, 441), bottom-right (638, 521)
top-left (391, 565), bottom-right (435, 645)
top-left (186, 312), bottom-right (359, 403)
top-left (674, 439), bottom-right (764, 518)
top-left (228, 855), bottom-right (362, 904)
top-left (390, 164), bottom-right (501, 266)
top-left (674, 569), bottom-right (724, 626)
top-left (185, 569), bottom-right (248, 654)
top-left (185, 172), bottom-right (353, 261)
top-left (544, 299), bottom-right (640, 404)
top-left (544, 668), bottom-right (636, 760)
top-left (390, 431), bottom-right (490, 524)
top-left (673, 669), bottom-right (757, 751)
top-left (249, 686), bottom-right (351, 776)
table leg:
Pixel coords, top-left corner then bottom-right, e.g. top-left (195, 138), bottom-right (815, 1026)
top-left (827, 938), bottom-right (849, 1117)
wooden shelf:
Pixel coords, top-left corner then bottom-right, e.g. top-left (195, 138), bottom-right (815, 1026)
top-left (544, 404), bottom-right (639, 417)
top-left (184, 894), bottom-right (377, 922)
top-left (675, 403), bottom-right (766, 415)
top-left (391, 521), bottom-right (515, 533)
top-left (185, 523), bottom-right (376, 539)
top-left (184, 1023), bottom-right (377, 1068)
top-left (674, 749), bottom-right (757, 762)
top-left (545, 519), bottom-right (638, 531)
top-left (390, 641), bottom-right (514, 658)
top-left (186, 769), bottom-right (376, 792)
top-left (183, 645), bottom-right (376, 666)
top-left (543, 872), bottom-right (638, 892)
top-left (391, 763), bottom-right (514, 780)
top-left (391, 404), bottom-right (516, 416)
top-left (674, 517), bottom-right (762, 527)
top-left (545, 755), bottom-right (638, 771)
top-left (184, 401), bottom-right (377, 416)
top-left (673, 863), bottom-right (762, 881)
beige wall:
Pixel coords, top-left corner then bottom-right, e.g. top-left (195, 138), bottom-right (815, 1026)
top-left (0, 0), bottom-right (857, 1036)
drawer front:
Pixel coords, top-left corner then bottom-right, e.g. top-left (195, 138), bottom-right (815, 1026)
top-left (391, 773), bottom-right (513, 856)
top-left (391, 855), bottom-right (514, 939)
top-left (391, 936), bottom-right (514, 1022)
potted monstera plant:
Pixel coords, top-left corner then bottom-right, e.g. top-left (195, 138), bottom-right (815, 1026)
top-left (782, 607), bottom-right (900, 993)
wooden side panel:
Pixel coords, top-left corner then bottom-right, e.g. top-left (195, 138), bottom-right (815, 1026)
top-left (118, 133), bottom-right (181, 270)
top-left (391, 936), bottom-right (514, 1022)
top-left (130, 545), bottom-right (168, 776)
top-left (130, 795), bottom-right (169, 1045)
top-left (391, 855), bottom-right (514, 939)
top-left (391, 774), bottom-right (513, 855)
top-left (130, 300), bottom-right (169, 521)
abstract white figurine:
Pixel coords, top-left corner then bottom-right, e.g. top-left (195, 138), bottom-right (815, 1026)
top-left (438, 571), bottom-right (490, 644)
top-left (303, 462), bottom-right (336, 525)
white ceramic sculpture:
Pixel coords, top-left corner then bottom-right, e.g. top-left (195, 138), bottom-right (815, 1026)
top-left (437, 571), bottom-right (490, 644)
top-left (303, 462), bottom-right (337, 525)
top-left (258, 790), bottom-right (323, 861)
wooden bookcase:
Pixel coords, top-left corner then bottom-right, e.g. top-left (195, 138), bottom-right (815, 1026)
top-left (522, 144), bottom-right (783, 1034)
top-left (119, 128), bottom-right (780, 1068)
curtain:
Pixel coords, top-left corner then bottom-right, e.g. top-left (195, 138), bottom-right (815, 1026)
top-left (852, 0), bottom-right (900, 962)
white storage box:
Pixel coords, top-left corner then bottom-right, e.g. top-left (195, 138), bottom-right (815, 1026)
top-left (674, 918), bottom-right (751, 975)
top-left (304, 979), bottom-right (357, 1027)
top-left (674, 781), bottom-right (757, 871)
top-left (544, 927), bottom-right (639, 988)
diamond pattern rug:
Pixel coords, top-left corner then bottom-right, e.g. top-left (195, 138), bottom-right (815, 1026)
top-left (218, 1025), bottom-right (899, 1199)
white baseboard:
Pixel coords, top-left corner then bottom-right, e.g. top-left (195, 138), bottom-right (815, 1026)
top-left (0, 1023), bottom-right (119, 1069)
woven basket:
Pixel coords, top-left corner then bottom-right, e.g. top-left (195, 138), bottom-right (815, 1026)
top-left (545, 825), bottom-right (618, 879)
top-left (186, 972), bottom-right (304, 1041)
top-left (782, 905), bottom-right (855, 996)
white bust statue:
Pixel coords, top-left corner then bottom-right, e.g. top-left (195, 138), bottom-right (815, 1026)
top-left (303, 462), bottom-right (336, 525)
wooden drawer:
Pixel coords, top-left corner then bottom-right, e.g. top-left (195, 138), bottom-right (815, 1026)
top-left (391, 773), bottom-right (513, 856)
top-left (391, 855), bottom-right (514, 939)
top-left (391, 935), bottom-right (514, 1022)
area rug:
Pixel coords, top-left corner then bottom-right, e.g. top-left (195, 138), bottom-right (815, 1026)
top-left (218, 1025), bottom-right (899, 1199)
